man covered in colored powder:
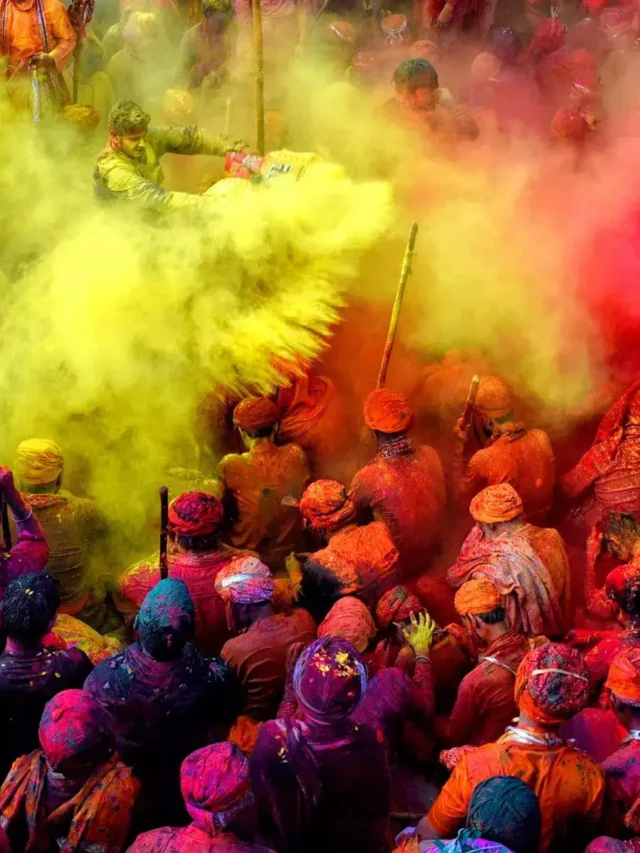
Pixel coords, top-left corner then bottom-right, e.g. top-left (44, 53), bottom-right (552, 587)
top-left (128, 742), bottom-right (277, 853)
top-left (453, 376), bottom-right (556, 524)
top-left (448, 485), bottom-right (563, 637)
top-left (350, 389), bottom-right (446, 579)
top-left (180, 0), bottom-right (235, 88)
top-left (118, 491), bottom-right (246, 654)
top-left (420, 643), bottom-right (604, 853)
top-left (216, 557), bottom-right (316, 727)
top-left (86, 578), bottom-right (240, 829)
top-left (94, 99), bottom-right (249, 211)
top-left (561, 381), bottom-right (640, 530)
top-left (297, 478), bottom-right (401, 620)
top-left (0, 573), bottom-right (93, 782)
top-left (0, 465), bottom-right (49, 594)
top-left (440, 578), bottom-right (545, 747)
top-left (14, 439), bottom-right (111, 628)
top-left (0, 690), bottom-right (139, 853)
top-left (250, 637), bottom-right (391, 853)
top-left (219, 396), bottom-right (310, 573)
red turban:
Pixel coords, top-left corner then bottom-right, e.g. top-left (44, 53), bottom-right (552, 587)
top-left (318, 596), bottom-right (376, 652)
top-left (409, 40), bottom-right (438, 60)
top-left (363, 389), bottom-right (413, 434)
top-left (529, 17), bottom-right (565, 56)
top-left (215, 556), bottom-right (275, 604)
top-left (471, 52), bottom-right (501, 84)
top-left (605, 564), bottom-right (640, 614)
top-left (454, 579), bottom-right (502, 617)
top-left (233, 397), bottom-right (278, 432)
top-left (39, 689), bottom-right (114, 772)
top-left (475, 376), bottom-right (513, 419)
top-left (375, 586), bottom-right (423, 629)
top-left (299, 479), bottom-right (356, 532)
top-left (180, 743), bottom-right (254, 836)
top-left (515, 643), bottom-right (589, 728)
top-left (606, 646), bottom-right (640, 705)
top-left (591, 381), bottom-right (640, 468)
top-left (470, 484), bottom-right (524, 524)
top-left (167, 492), bottom-right (223, 538)
top-left (552, 108), bottom-right (590, 142)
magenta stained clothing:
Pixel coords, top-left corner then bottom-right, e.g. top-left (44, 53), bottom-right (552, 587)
top-left (129, 824), bottom-right (276, 853)
top-left (0, 526), bottom-right (49, 598)
top-left (250, 718), bottom-right (390, 853)
top-left (350, 442), bottom-right (446, 577)
top-left (601, 738), bottom-right (640, 837)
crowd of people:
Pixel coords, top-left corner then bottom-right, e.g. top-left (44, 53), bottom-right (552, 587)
top-left (0, 377), bottom-right (637, 852)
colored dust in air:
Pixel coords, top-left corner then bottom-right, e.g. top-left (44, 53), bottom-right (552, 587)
top-left (3, 39), bottom-right (640, 568)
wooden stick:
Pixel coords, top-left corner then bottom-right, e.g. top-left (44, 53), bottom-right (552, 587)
top-left (252, 0), bottom-right (265, 155)
top-left (159, 487), bottom-right (169, 580)
top-left (223, 96), bottom-right (232, 137)
top-left (376, 222), bottom-right (419, 389)
top-left (460, 374), bottom-right (480, 431)
top-left (1, 500), bottom-right (12, 552)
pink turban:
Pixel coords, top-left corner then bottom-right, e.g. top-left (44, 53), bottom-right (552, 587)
top-left (215, 556), bottom-right (275, 604)
top-left (318, 597), bottom-right (376, 652)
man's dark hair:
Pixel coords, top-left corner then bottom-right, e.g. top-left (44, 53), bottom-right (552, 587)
top-left (604, 512), bottom-right (640, 545)
top-left (175, 531), bottom-right (220, 553)
top-left (108, 100), bottom-right (151, 135)
top-left (243, 425), bottom-right (276, 440)
top-left (393, 58), bottom-right (439, 90)
top-left (1, 573), bottom-right (60, 644)
top-left (476, 606), bottom-right (506, 624)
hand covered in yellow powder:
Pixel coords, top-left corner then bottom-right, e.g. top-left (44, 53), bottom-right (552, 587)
top-left (402, 612), bottom-right (436, 657)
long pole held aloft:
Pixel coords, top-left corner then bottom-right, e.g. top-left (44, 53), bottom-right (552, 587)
top-left (252, 0), bottom-right (265, 155)
top-left (377, 222), bottom-right (419, 389)
top-left (159, 486), bottom-right (169, 580)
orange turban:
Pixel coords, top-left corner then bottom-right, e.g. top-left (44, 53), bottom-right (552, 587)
top-left (454, 578), bottom-right (502, 617)
top-left (470, 484), bottom-right (524, 524)
top-left (299, 479), bottom-right (356, 532)
top-left (471, 52), bottom-right (501, 84)
top-left (233, 397), bottom-right (278, 432)
top-left (375, 586), bottom-right (423, 629)
top-left (318, 596), bottom-right (376, 652)
top-left (475, 376), bottom-right (513, 419)
top-left (363, 390), bottom-right (413, 434)
top-left (515, 643), bottom-right (589, 728)
top-left (606, 647), bottom-right (640, 705)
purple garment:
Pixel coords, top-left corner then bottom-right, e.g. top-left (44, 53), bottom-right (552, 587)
top-left (129, 823), bottom-right (276, 852)
top-left (0, 646), bottom-right (92, 781)
top-left (420, 838), bottom-right (515, 853)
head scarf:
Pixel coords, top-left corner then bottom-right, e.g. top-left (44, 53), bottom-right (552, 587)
top-left (552, 108), bottom-right (590, 142)
top-left (471, 52), bottom-right (502, 84)
top-left (39, 690), bottom-right (114, 773)
top-left (470, 484), bottom-right (524, 524)
top-left (180, 743), bottom-right (254, 837)
top-left (605, 564), bottom-right (640, 615)
top-left (591, 381), bottom-right (640, 470)
top-left (475, 377), bottom-right (514, 419)
top-left (137, 578), bottom-right (195, 655)
top-left (468, 777), bottom-right (541, 853)
top-left (167, 492), bottom-right (223, 538)
top-left (233, 397), bottom-right (278, 432)
top-left (375, 585), bottom-right (423, 629)
top-left (318, 597), bottom-right (376, 652)
top-left (215, 556), bottom-right (275, 604)
top-left (515, 643), bottom-right (589, 728)
top-left (299, 479), bottom-right (356, 533)
top-left (454, 579), bottom-right (502, 617)
top-left (363, 389), bottom-right (413, 434)
top-left (490, 26), bottom-right (522, 63)
top-left (15, 439), bottom-right (63, 487)
top-left (409, 40), bottom-right (438, 60)
top-left (606, 646), bottom-right (640, 705)
top-left (294, 637), bottom-right (367, 722)
top-left (528, 16), bottom-right (565, 56)
top-left (393, 57), bottom-right (439, 89)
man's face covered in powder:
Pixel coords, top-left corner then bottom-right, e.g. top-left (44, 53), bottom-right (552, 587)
top-left (119, 129), bottom-right (148, 162)
top-left (397, 82), bottom-right (438, 111)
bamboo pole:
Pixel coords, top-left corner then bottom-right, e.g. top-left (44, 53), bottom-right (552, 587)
top-left (252, 0), bottom-right (265, 155)
top-left (376, 222), bottom-right (419, 389)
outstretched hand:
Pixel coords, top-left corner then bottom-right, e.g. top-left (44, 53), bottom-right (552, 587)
top-left (402, 611), bottom-right (436, 657)
top-left (587, 527), bottom-right (604, 565)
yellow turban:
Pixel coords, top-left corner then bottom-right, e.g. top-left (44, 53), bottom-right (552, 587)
top-left (15, 439), bottom-right (64, 487)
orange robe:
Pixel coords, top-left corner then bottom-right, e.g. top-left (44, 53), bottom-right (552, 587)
top-left (428, 733), bottom-right (604, 853)
top-left (522, 523), bottom-right (572, 625)
top-left (0, 0), bottom-right (75, 73)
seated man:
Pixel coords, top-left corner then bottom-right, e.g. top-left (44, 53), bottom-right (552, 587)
top-left (298, 478), bottom-right (400, 620)
top-left (85, 578), bottom-right (239, 829)
top-left (0, 573), bottom-right (93, 781)
top-left (216, 556), bottom-right (316, 723)
top-left (440, 578), bottom-right (544, 747)
top-left (420, 644), bottom-right (604, 853)
top-left (0, 465), bottom-right (49, 593)
top-left (453, 376), bottom-right (556, 523)
top-left (118, 491), bottom-right (245, 654)
top-left (219, 396), bottom-right (310, 572)
top-left (94, 99), bottom-right (248, 211)
top-left (350, 389), bottom-right (446, 579)
top-left (14, 439), bottom-right (110, 624)
top-left (447, 485), bottom-right (562, 637)
top-left (0, 690), bottom-right (138, 853)
top-left (128, 742), bottom-right (276, 852)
